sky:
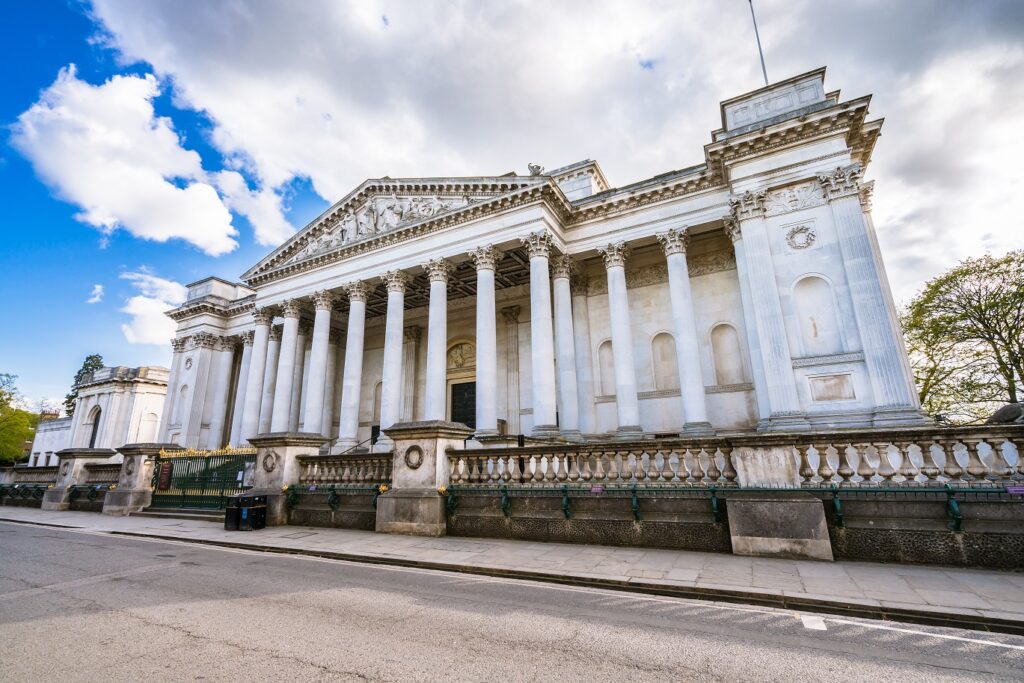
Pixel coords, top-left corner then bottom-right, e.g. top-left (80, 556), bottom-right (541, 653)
top-left (1, 0), bottom-right (1022, 409)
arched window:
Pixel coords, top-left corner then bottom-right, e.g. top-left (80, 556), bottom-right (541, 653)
top-left (794, 276), bottom-right (843, 355)
top-left (139, 412), bottom-right (159, 442)
top-left (88, 406), bottom-right (102, 448)
top-left (651, 332), bottom-right (680, 391)
top-left (711, 324), bottom-right (747, 385)
top-left (597, 340), bottom-right (615, 396)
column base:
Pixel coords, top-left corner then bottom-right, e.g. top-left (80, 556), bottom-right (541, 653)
top-left (681, 421), bottom-right (716, 437)
top-left (372, 436), bottom-right (395, 453)
top-left (530, 424), bottom-right (562, 440)
top-left (762, 413), bottom-right (812, 432)
top-left (102, 488), bottom-right (153, 516)
top-left (332, 438), bottom-right (359, 454)
top-left (559, 429), bottom-right (584, 442)
top-left (375, 489), bottom-right (447, 536)
top-left (872, 407), bottom-right (932, 427)
top-left (613, 425), bottom-right (645, 441)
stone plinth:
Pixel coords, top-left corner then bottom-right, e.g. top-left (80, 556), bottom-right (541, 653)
top-left (42, 448), bottom-right (118, 511)
top-left (103, 443), bottom-right (182, 515)
top-left (375, 420), bottom-right (474, 536)
top-left (727, 491), bottom-right (833, 561)
top-left (248, 432), bottom-right (329, 526)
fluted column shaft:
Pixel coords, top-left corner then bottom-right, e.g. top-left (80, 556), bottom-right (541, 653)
top-left (521, 231), bottom-right (559, 438)
top-left (376, 271), bottom-right (408, 451)
top-left (271, 301), bottom-right (301, 432)
top-left (241, 310), bottom-right (271, 441)
top-left (424, 259), bottom-right (450, 421)
top-left (303, 291), bottom-right (334, 434)
top-left (289, 324), bottom-right (309, 431)
top-left (600, 242), bottom-right (642, 438)
top-left (228, 332), bottom-right (253, 446)
top-left (206, 337), bottom-right (236, 448)
top-left (336, 284), bottom-right (368, 449)
top-left (257, 326), bottom-right (281, 434)
top-left (551, 255), bottom-right (581, 440)
top-left (320, 333), bottom-right (340, 438)
top-left (657, 229), bottom-right (713, 436)
top-left (571, 284), bottom-right (597, 436)
top-left (472, 246), bottom-right (501, 437)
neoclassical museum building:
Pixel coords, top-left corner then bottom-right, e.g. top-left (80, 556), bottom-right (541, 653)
top-left (161, 68), bottom-right (925, 453)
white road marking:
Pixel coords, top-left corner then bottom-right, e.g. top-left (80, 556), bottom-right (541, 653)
top-left (801, 615), bottom-right (828, 630)
top-left (825, 618), bottom-right (1024, 652)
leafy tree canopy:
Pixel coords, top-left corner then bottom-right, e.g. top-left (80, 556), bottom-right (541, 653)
top-left (64, 354), bottom-right (104, 418)
top-left (0, 374), bottom-right (37, 465)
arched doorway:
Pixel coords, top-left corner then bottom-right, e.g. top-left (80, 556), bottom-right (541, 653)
top-left (446, 341), bottom-right (476, 429)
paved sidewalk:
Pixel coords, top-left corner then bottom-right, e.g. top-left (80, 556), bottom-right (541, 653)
top-left (2, 506), bottom-right (1023, 632)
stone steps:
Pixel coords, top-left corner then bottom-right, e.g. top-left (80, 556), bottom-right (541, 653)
top-left (135, 509), bottom-right (224, 523)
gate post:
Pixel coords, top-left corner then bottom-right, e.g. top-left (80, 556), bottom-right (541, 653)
top-left (42, 448), bottom-right (118, 510)
top-left (103, 443), bottom-right (184, 515)
top-left (248, 432), bottom-right (329, 526)
top-left (375, 420), bottom-right (474, 536)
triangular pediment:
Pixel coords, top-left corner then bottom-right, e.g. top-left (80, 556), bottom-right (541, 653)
top-left (242, 175), bottom-right (550, 283)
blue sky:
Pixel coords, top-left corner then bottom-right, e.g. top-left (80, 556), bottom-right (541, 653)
top-left (2, 0), bottom-right (1022, 408)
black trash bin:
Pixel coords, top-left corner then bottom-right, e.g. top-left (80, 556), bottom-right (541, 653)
top-left (224, 496), bottom-right (241, 531)
top-left (238, 494), bottom-right (267, 531)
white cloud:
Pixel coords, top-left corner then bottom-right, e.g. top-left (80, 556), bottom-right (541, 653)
top-left (119, 269), bottom-right (187, 345)
top-left (86, 283), bottom-right (104, 304)
top-left (86, 0), bottom-right (1024, 300)
top-left (213, 170), bottom-right (294, 246)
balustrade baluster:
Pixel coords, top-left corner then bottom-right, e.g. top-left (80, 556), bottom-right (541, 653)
top-left (645, 449), bottom-right (659, 482)
top-left (815, 444), bottom-right (834, 483)
top-left (720, 447), bottom-right (737, 486)
top-left (796, 445), bottom-right (814, 485)
top-left (875, 442), bottom-right (896, 483)
top-left (706, 448), bottom-right (722, 483)
top-left (580, 452), bottom-right (593, 482)
top-left (508, 454), bottom-right (522, 484)
top-left (531, 455), bottom-right (544, 484)
top-left (836, 444), bottom-right (855, 484)
top-left (631, 451), bottom-right (644, 482)
top-left (594, 451), bottom-right (608, 484)
top-left (961, 437), bottom-right (991, 483)
top-left (855, 443), bottom-right (877, 484)
top-left (939, 439), bottom-right (964, 483)
top-left (990, 438), bottom-right (1015, 480)
top-left (917, 441), bottom-right (940, 482)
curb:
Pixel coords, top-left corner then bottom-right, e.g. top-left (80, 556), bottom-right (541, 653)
top-left (4, 516), bottom-right (1022, 637)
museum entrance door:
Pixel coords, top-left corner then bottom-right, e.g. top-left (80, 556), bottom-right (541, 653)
top-left (450, 381), bottom-right (476, 429)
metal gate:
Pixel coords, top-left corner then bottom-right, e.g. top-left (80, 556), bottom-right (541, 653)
top-left (149, 448), bottom-right (257, 510)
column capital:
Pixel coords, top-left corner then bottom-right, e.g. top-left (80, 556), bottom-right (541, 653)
top-left (729, 190), bottom-right (767, 222)
top-left (501, 305), bottom-right (521, 324)
top-left (171, 337), bottom-right (189, 353)
top-left (723, 216), bottom-right (741, 244)
top-left (470, 245), bottom-right (503, 271)
top-left (656, 228), bottom-right (689, 257)
top-left (404, 325), bottom-right (422, 343)
top-left (215, 335), bottom-right (236, 353)
top-left (191, 331), bottom-right (218, 349)
top-left (344, 281), bottom-right (369, 303)
top-left (312, 290), bottom-right (335, 311)
top-left (269, 325), bottom-right (283, 342)
top-left (423, 258), bottom-right (451, 283)
top-left (521, 230), bottom-right (554, 258)
top-left (381, 269), bottom-right (409, 293)
top-left (241, 330), bottom-right (255, 346)
top-left (858, 179), bottom-right (875, 212)
top-left (253, 307), bottom-right (274, 326)
top-left (281, 299), bottom-right (303, 319)
top-left (816, 163), bottom-right (863, 201)
top-left (550, 254), bottom-right (575, 280)
top-left (598, 241), bottom-right (629, 269)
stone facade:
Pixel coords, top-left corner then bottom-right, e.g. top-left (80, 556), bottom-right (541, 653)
top-left (163, 67), bottom-right (926, 451)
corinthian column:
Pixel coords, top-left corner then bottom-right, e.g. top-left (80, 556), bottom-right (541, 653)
top-left (375, 270), bottom-right (408, 451)
top-left (303, 290), bottom-right (334, 434)
top-left (656, 229), bottom-right (714, 436)
top-left (205, 335), bottom-right (237, 448)
top-left (258, 324), bottom-right (282, 434)
top-left (241, 309), bottom-right (272, 441)
top-left (336, 282), bottom-right (368, 450)
top-left (471, 245), bottom-right (502, 438)
top-left (228, 331), bottom-right (253, 446)
top-left (289, 321), bottom-right (310, 431)
top-left (551, 255), bottom-right (582, 441)
top-left (521, 231), bottom-right (559, 439)
top-left (570, 276), bottom-right (597, 437)
top-left (423, 258), bottom-right (451, 421)
top-left (817, 165), bottom-right (924, 425)
top-left (271, 300), bottom-right (302, 432)
top-left (599, 242), bottom-right (643, 440)
top-left (728, 191), bottom-right (808, 431)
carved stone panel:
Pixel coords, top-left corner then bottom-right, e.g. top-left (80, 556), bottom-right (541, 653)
top-left (763, 181), bottom-right (826, 217)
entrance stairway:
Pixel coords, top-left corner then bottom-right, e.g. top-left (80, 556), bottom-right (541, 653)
top-left (135, 508), bottom-right (224, 523)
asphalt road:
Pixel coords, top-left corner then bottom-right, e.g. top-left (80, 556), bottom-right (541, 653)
top-left (1, 521), bottom-right (1023, 682)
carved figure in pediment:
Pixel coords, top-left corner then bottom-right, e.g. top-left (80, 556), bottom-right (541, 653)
top-left (356, 204), bottom-right (377, 236)
top-left (341, 212), bottom-right (356, 242)
top-left (379, 195), bottom-right (403, 230)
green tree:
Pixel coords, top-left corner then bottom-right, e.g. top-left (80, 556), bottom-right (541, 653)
top-left (64, 354), bottom-right (104, 417)
top-left (0, 374), bottom-right (37, 465)
top-left (903, 250), bottom-right (1024, 423)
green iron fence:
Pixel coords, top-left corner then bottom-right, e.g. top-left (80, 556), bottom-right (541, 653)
top-left (149, 448), bottom-right (257, 510)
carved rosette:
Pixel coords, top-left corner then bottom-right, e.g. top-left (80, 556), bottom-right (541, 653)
top-left (816, 164), bottom-right (863, 201)
top-left (423, 258), bottom-right (451, 283)
top-left (192, 332), bottom-right (218, 350)
top-left (344, 281), bottom-right (369, 303)
top-left (281, 299), bottom-right (302, 319)
top-left (728, 190), bottom-right (767, 222)
top-left (858, 180), bottom-right (875, 212)
top-left (171, 337), bottom-right (188, 353)
top-left (269, 325), bottom-right (283, 342)
top-left (404, 325), bottom-right (422, 343)
top-left (470, 245), bottom-right (502, 271)
top-left (550, 254), bottom-right (575, 280)
top-left (312, 290), bottom-right (335, 311)
top-left (382, 269), bottom-right (409, 294)
top-left (521, 230), bottom-right (554, 259)
top-left (241, 330), bottom-right (255, 346)
top-left (253, 307), bottom-right (274, 326)
top-left (723, 217), bottom-right (741, 243)
top-left (655, 228), bottom-right (689, 257)
top-left (598, 242), bottom-right (629, 269)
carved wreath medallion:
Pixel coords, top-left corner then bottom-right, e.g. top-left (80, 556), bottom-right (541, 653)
top-left (184, 357), bottom-right (193, 370)
top-left (404, 445), bottom-right (424, 470)
top-left (61, 462), bottom-right (70, 476)
top-left (125, 457), bottom-right (135, 476)
top-left (262, 450), bottom-right (278, 473)
top-left (785, 225), bottom-right (816, 250)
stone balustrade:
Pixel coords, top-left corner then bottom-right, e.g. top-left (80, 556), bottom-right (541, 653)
top-left (297, 453), bottom-right (393, 486)
top-left (447, 425), bottom-right (1024, 488)
top-left (9, 466), bottom-right (59, 484)
top-left (84, 463), bottom-right (122, 485)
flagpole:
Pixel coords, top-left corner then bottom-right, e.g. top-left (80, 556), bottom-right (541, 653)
top-left (748, 0), bottom-right (769, 86)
